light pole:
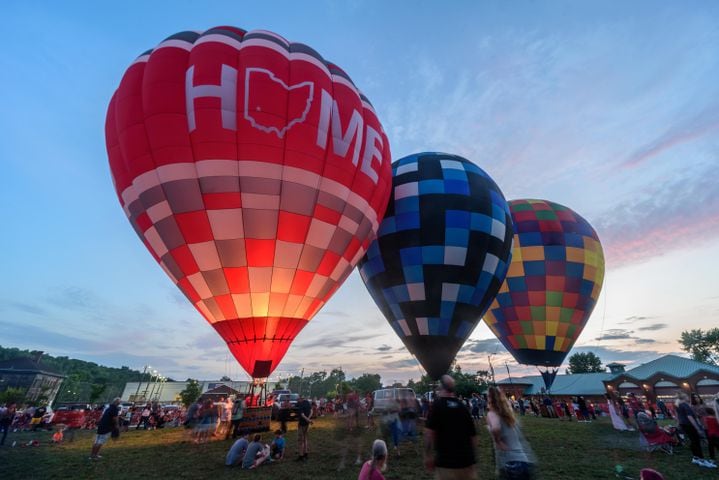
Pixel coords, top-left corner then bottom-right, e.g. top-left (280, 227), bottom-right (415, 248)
top-left (157, 377), bottom-right (167, 402)
top-left (134, 365), bottom-right (149, 402)
top-left (488, 355), bottom-right (496, 385)
top-left (143, 369), bottom-right (158, 401)
top-left (504, 362), bottom-right (513, 385)
top-left (149, 373), bottom-right (162, 402)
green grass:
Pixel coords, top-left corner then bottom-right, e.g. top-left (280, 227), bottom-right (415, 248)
top-left (0, 416), bottom-right (715, 479)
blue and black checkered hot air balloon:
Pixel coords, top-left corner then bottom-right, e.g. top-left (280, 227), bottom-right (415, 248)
top-left (358, 153), bottom-right (513, 379)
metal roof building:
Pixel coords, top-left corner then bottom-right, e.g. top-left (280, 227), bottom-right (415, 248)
top-left (497, 354), bottom-right (719, 402)
top-left (497, 372), bottom-right (614, 401)
top-left (604, 354), bottom-right (719, 400)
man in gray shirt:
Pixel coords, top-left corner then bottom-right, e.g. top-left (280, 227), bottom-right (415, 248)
top-left (225, 432), bottom-right (249, 466)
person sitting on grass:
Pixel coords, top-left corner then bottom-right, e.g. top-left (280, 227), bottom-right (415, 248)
top-left (242, 433), bottom-right (270, 469)
top-left (52, 425), bottom-right (65, 444)
top-left (358, 439), bottom-right (387, 480)
top-left (270, 429), bottom-right (285, 460)
top-left (225, 432), bottom-right (249, 466)
top-left (640, 468), bottom-right (665, 480)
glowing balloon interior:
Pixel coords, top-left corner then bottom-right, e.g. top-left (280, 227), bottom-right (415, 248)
top-left (106, 26), bottom-right (391, 378)
top-left (484, 199), bottom-right (605, 367)
top-left (359, 153), bottom-right (513, 379)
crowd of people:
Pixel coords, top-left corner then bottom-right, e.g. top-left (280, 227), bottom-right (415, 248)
top-left (4, 384), bottom-right (719, 478)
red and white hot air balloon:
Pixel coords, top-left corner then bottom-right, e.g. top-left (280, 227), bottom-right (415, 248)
top-left (106, 26), bottom-right (391, 378)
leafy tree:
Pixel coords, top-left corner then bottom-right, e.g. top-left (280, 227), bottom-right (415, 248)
top-left (349, 373), bottom-right (382, 394)
top-left (0, 387), bottom-right (27, 405)
top-left (179, 379), bottom-right (202, 406)
top-left (0, 345), bottom-right (161, 404)
top-left (567, 352), bottom-right (604, 374)
top-left (89, 383), bottom-right (108, 403)
top-left (680, 328), bottom-right (719, 365)
top-left (219, 375), bottom-right (231, 381)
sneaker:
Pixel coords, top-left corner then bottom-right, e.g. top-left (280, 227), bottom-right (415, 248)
top-left (693, 457), bottom-right (715, 468)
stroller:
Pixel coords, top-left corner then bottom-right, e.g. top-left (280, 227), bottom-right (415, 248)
top-left (637, 412), bottom-right (678, 454)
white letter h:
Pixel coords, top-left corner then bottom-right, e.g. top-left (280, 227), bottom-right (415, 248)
top-left (186, 64), bottom-right (238, 132)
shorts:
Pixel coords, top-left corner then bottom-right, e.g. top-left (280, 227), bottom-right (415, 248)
top-left (94, 433), bottom-right (111, 445)
top-left (297, 424), bottom-right (309, 441)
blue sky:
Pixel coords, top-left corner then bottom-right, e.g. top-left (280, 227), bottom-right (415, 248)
top-left (2, 1), bottom-right (718, 383)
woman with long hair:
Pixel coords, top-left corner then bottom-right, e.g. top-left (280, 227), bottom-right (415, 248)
top-left (675, 392), bottom-right (715, 468)
top-left (487, 386), bottom-right (534, 479)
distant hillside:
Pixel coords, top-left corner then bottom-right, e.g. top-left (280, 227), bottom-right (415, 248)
top-left (0, 345), bottom-right (161, 403)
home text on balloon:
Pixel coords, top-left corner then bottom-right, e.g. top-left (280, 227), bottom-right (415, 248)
top-left (186, 64), bottom-right (384, 184)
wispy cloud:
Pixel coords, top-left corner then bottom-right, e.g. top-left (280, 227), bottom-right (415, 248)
top-left (376, 345), bottom-right (392, 352)
top-left (6, 301), bottom-right (47, 316)
top-left (461, 338), bottom-right (507, 355)
top-left (317, 310), bottom-right (351, 318)
top-left (621, 106), bottom-right (719, 168)
top-left (296, 333), bottom-right (381, 349)
top-left (385, 359), bottom-right (420, 369)
top-left (595, 161), bottom-right (719, 266)
top-left (46, 286), bottom-right (102, 311)
top-left (637, 323), bottom-right (669, 332)
top-left (597, 329), bottom-right (634, 341)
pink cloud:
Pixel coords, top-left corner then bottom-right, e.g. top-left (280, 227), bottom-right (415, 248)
top-left (597, 164), bottom-right (719, 267)
top-left (621, 106), bottom-right (719, 169)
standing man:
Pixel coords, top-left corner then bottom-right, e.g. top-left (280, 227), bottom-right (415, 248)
top-left (424, 375), bottom-right (477, 479)
top-left (296, 394), bottom-right (313, 461)
top-left (90, 398), bottom-right (121, 460)
top-left (0, 402), bottom-right (17, 446)
top-left (230, 395), bottom-right (245, 439)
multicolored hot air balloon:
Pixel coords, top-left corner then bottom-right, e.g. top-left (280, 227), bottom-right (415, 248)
top-left (484, 199), bottom-right (605, 367)
top-left (358, 153), bottom-right (513, 379)
top-left (106, 26), bottom-right (392, 378)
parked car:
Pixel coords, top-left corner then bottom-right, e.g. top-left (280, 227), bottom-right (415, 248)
top-left (271, 393), bottom-right (300, 420)
top-left (371, 388), bottom-right (418, 415)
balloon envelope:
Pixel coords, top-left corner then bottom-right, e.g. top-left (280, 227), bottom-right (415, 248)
top-left (484, 199), bottom-right (605, 367)
top-left (106, 26), bottom-right (391, 378)
top-left (359, 153), bottom-right (513, 379)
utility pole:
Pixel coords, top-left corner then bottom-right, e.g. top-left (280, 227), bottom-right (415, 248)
top-left (505, 362), bottom-right (513, 385)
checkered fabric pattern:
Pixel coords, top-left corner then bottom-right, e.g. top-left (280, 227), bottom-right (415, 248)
top-left (106, 26), bottom-right (392, 378)
top-left (484, 199), bottom-right (605, 367)
top-left (358, 153), bottom-right (513, 379)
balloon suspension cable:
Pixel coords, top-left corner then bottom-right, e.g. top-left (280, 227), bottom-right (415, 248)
top-left (410, 353), bottom-right (426, 380)
top-left (537, 366), bottom-right (559, 394)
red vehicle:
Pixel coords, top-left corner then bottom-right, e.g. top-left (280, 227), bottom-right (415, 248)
top-left (52, 404), bottom-right (92, 429)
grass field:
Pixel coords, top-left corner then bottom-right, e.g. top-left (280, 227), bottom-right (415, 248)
top-left (0, 415), bottom-right (715, 479)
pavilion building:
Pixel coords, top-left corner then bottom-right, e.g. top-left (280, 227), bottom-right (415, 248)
top-left (497, 354), bottom-right (719, 403)
top-left (603, 354), bottom-right (719, 402)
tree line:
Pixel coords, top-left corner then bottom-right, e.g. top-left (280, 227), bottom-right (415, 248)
top-left (0, 345), bottom-right (153, 405)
